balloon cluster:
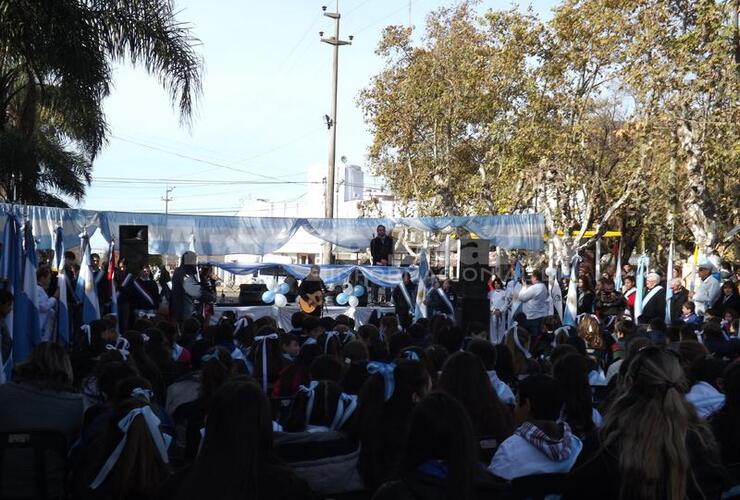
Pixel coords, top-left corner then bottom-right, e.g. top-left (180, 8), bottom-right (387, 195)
top-left (262, 281), bottom-right (291, 306)
top-left (336, 283), bottom-right (365, 308)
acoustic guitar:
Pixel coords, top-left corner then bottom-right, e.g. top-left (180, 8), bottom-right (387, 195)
top-left (298, 290), bottom-right (324, 314)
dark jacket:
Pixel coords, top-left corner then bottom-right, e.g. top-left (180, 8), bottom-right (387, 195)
top-left (371, 236), bottom-right (394, 265)
top-left (715, 293), bottom-right (740, 316)
top-left (562, 430), bottom-right (726, 500)
top-left (638, 287), bottom-right (666, 324)
top-left (594, 291), bottom-right (626, 318)
top-left (670, 288), bottom-right (690, 323)
top-left (577, 291), bottom-right (594, 315)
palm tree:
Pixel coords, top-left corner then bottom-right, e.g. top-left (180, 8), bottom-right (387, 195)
top-left (0, 0), bottom-right (203, 206)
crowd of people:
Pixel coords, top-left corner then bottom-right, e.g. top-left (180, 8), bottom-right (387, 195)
top-left (0, 252), bottom-right (740, 500)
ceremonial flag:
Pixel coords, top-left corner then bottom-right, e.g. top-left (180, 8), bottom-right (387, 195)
top-left (665, 241), bottom-right (674, 324)
top-left (634, 254), bottom-right (649, 321)
top-left (107, 240), bottom-right (118, 327)
top-left (76, 231), bottom-right (100, 325)
top-left (563, 255), bottom-right (581, 327)
top-left (53, 227), bottom-right (70, 346)
top-left (594, 239), bottom-right (601, 279)
top-left (550, 275), bottom-right (564, 323)
top-left (414, 248), bottom-right (429, 321)
top-left (14, 222), bottom-right (40, 364)
top-left (0, 215), bottom-right (22, 382)
top-left (188, 232), bottom-right (196, 253)
top-left (614, 239), bottom-right (623, 291)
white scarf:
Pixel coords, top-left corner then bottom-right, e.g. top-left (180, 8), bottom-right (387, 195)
top-left (642, 285), bottom-right (663, 308)
top-left (624, 288), bottom-right (636, 298)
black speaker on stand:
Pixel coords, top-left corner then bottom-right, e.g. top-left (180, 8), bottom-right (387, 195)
top-left (119, 225), bottom-right (149, 276)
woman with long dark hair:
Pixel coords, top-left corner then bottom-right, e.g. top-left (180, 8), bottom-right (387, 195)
top-left (373, 392), bottom-right (479, 500)
top-left (552, 353), bottom-right (598, 439)
top-left (437, 351), bottom-right (513, 460)
top-left (563, 347), bottom-right (725, 500)
top-left (355, 359), bottom-right (431, 493)
top-left (167, 380), bottom-right (311, 500)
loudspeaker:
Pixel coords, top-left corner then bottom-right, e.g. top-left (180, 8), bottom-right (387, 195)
top-left (239, 283), bottom-right (268, 306)
top-left (457, 239), bottom-right (491, 298)
top-left (456, 296), bottom-right (490, 335)
top-left (119, 225), bottom-right (148, 276)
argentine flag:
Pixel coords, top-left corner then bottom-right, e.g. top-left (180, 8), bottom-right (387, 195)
top-left (1, 215), bottom-right (22, 382)
top-left (665, 242), bottom-right (674, 324)
top-left (76, 231), bottom-right (100, 325)
top-left (634, 254), bottom-right (649, 321)
top-left (53, 227), bottom-right (70, 346)
top-left (14, 222), bottom-right (41, 364)
top-left (563, 255), bottom-right (581, 327)
top-left (107, 239), bottom-right (118, 330)
top-left (414, 248), bottom-right (429, 321)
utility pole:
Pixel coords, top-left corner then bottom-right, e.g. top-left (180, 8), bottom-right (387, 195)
top-left (162, 186), bottom-right (174, 215)
top-left (320, 2), bottom-right (352, 263)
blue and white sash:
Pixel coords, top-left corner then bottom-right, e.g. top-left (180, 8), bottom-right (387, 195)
top-left (436, 288), bottom-right (455, 319)
top-left (642, 285), bottom-right (663, 308)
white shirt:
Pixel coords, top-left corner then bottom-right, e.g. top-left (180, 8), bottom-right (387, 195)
top-left (488, 289), bottom-right (508, 312)
top-left (517, 282), bottom-right (550, 320)
top-left (693, 275), bottom-right (721, 315)
top-left (36, 285), bottom-right (57, 342)
top-left (489, 431), bottom-right (583, 480)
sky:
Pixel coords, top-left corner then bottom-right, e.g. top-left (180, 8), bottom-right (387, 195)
top-left (82, 0), bottom-right (561, 216)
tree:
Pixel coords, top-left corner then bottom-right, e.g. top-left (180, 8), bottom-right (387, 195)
top-left (360, 0), bottom-right (739, 262)
top-left (0, 0), bottom-right (203, 206)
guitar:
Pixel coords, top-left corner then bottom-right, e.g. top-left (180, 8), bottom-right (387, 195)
top-left (298, 290), bottom-right (324, 314)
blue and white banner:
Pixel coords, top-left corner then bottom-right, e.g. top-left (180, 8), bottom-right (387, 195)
top-left (53, 227), bottom-right (70, 346)
top-left (634, 254), bottom-right (649, 321)
top-left (614, 239), bottom-right (623, 291)
top-left (15, 222), bottom-right (41, 364)
top-left (414, 249), bottom-right (429, 321)
top-left (1, 215), bottom-right (22, 382)
top-left (1, 203), bottom-right (546, 255)
top-left (76, 231), bottom-right (100, 325)
top-left (563, 255), bottom-right (581, 327)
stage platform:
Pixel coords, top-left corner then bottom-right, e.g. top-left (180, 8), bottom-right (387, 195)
top-left (212, 305), bottom-right (395, 331)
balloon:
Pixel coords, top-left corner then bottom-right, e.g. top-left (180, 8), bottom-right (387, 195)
top-left (261, 291), bottom-right (275, 304)
top-left (348, 295), bottom-right (359, 308)
top-left (267, 281), bottom-right (278, 292)
top-left (336, 292), bottom-right (349, 305)
top-left (545, 267), bottom-right (558, 278)
top-left (353, 285), bottom-right (365, 297)
top-left (343, 282), bottom-right (353, 292)
top-left (274, 293), bottom-right (287, 307)
top-left (278, 283), bottom-right (290, 295)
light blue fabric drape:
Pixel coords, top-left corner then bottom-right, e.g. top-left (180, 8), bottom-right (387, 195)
top-left (0, 203), bottom-right (98, 249)
top-left (304, 217), bottom-right (396, 252)
top-left (211, 262), bottom-right (419, 288)
top-left (0, 203), bottom-right (545, 254)
top-left (99, 211), bottom-right (302, 256)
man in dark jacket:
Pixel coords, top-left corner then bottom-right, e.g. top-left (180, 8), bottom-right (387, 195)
top-left (594, 279), bottom-right (626, 320)
top-left (638, 272), bottom-right (666, 325)
top-left (370, 225), bottom-right (393, 304)
top-left (171, 251), bottom-right (202, 325)
top-left (668, 278), bottom-right (689, 323)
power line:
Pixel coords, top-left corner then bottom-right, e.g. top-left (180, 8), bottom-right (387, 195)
top-left (354, 0), bottom-right (425, 35)
top-left (110, 134), bottom-right (314, 183)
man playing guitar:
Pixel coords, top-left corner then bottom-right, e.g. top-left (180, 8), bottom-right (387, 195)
top-left (297, 265), bottom-right (327, 317)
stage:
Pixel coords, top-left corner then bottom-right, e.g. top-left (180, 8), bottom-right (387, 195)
top-left (212, 304), bottom-right (396, 331)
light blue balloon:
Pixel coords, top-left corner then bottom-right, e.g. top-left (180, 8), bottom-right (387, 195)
top-left (262, 290), bottom-right (276, 304)
top-left (278, 283), bottom-right (290, 295)
top-left (353, 285), bottom-right (365, 297)
top-left (336, 292), bottom-right (349, 305)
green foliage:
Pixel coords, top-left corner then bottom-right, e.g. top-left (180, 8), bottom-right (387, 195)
top-left (0, 0), bottom-right (203, 206)
top-left (359, 0), bottom-right (739, 255)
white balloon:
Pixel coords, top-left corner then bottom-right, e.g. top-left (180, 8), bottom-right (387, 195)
top-left (274, 293), bottom-right (287, 307)
top-left (545, 267), bottom-right (558, 278)
top-left (348, 295), bottom-right (359, 308)
top-left (267, 281), bottom-right (278, 292)
top-left (343, 282), bottom-right (353, 292)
